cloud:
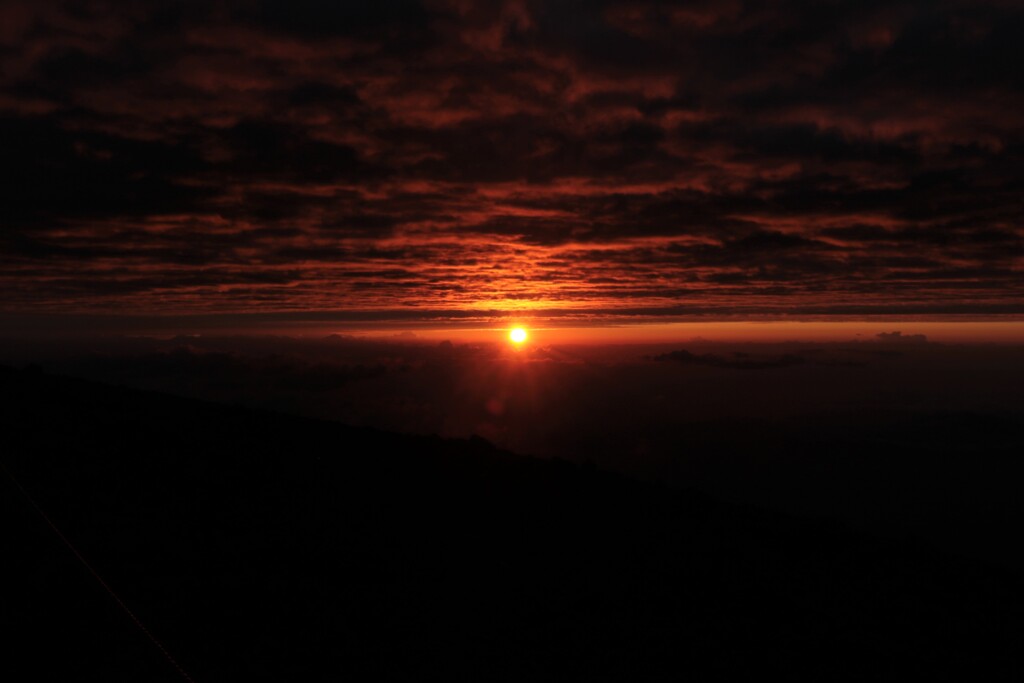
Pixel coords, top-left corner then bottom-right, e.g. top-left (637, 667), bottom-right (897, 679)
top-left (876, 331), bottom-right (929, 344)
top-left (1, 0), bottom-right (1023, 320)
top-left (653, 349), bottom-right (805, 370)
top-left (67, 345), bottom-right (390, 395)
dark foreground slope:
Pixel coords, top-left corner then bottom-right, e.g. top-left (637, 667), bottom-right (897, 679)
top-left (2, 366), bottom-right (1022, 681)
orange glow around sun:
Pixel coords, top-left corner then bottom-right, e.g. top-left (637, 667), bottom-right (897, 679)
top-left (509, 327), bottom-right (528, 344)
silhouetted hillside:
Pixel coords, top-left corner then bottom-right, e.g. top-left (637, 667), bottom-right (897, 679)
top-left (2, 366), bottom-right (1022, 681)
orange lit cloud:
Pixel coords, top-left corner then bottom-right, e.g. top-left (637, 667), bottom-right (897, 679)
top-left (1, 1), bottom-right (1023, 327)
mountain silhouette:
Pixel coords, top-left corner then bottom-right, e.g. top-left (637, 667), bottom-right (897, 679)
top-left (2, 366), bottom-right (1021, 681)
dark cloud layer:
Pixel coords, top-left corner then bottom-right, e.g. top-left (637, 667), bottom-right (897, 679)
top-left (2, 1), bottom-right (1022, 319)
top-left (654, 349), bottom-right (805, 370)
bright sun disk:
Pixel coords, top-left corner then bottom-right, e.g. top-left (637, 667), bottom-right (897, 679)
top-left (509, 327), bottom-right (528, 344)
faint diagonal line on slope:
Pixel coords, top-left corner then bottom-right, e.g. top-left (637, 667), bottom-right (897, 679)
top-left (1, 460), bottom-right (199, 683)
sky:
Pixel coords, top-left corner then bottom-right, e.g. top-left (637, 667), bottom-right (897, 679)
top-left (2, 1), bottom-right (1024, 337)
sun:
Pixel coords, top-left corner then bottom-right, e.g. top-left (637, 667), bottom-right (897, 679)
top-left (509, 327), bottom-right (528, 344)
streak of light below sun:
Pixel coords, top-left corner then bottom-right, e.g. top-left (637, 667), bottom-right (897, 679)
top-left (509, 327), bottom-right (528, 345)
